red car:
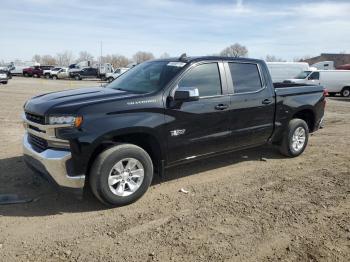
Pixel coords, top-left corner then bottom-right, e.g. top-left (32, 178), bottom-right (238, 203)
top-left (336, 64), bottom-right (350, 70)
top-left (23, 65), bottom-right (54, 77)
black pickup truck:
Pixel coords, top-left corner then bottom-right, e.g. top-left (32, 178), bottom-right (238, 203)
top-left (69, 67), bottom-right (99, 80)
top-left (22, 55), bottom-right (326, 206)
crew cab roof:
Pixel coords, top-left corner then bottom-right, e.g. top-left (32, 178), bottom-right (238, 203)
top-left (153, 56), bottom-right (263, 65)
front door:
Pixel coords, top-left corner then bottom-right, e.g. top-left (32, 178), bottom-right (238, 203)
top-left (165, 62), bottom-right (231, 164)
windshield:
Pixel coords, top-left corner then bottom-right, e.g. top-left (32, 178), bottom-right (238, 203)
top-left (107, 61), bottom-right (185, 93)
top-left (295, 71), bottom-right (312, 79)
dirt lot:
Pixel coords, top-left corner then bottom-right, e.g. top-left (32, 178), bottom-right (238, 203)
top-left (0, 77), bottom-right (349, 262)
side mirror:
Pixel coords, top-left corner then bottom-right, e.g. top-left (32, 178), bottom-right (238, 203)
top-left (174, 86), bottom-right (199, 102)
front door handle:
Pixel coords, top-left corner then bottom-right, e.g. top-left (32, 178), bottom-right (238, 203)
top-left (215, 104), bottom-right (229, 110)
top-left (262, 99), bottom-right (273, 105)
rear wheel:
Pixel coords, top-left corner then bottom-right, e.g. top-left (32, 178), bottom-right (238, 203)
top-left (24, 73), bottom-right (29, 77)
top-left (279, 119), bottom-right (309, 157)
top-left (45, 74), bottom-right (50, 79)
top-left (89, 144), bottom-right (154, 206)
top-left (52, 75), bottom-right (58, 80)
top-left (75, 75), bottom-right (81, 80)
top-left (341, 87), bottom-right (350, 97)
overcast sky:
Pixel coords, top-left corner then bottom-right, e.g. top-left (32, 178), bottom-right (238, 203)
top-left (1, 0), bottom-right (349, 62)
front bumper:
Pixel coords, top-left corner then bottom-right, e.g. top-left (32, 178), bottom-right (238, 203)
top-left (23, 133), bottom-right (85, 189)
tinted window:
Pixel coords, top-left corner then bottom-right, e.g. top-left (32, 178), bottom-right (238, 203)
top-left (179, 63), bottom-right (221, 97)
top-left (108, 61), bottom-right (183, 94)
top-left (309, 72), bottom-right (319, 80)
top-left (228, 63), bottom-right (262, 93)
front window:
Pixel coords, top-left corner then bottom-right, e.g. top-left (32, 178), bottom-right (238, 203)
top-left (108, 61), bottom-right (185, 93)
top-left (295, 71), bottom-right (311, 79)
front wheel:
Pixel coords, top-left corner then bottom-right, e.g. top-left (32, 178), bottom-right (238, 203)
top-left (89, 144), bottom-right (154, 206)
top-left (52, 75), bottom-right (58, 80)
top-left (279, 119), bottom-right (309, 157)
top-left (107, 77), bottom-right (114, 83)
top-left (74, 75), bottom-right (81, 80)
top-left (341, 87), bottom-right (350, 97)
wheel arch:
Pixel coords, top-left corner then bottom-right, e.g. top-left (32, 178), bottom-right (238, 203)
top-left (86, 129), bottom-right (165, 179)
top-left (292, 108), bottom-right (316, 132)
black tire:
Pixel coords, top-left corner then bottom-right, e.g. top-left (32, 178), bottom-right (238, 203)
top-left (52, 75), bottom-right (58, 80)
top-left (107, 77), bottom-right (114, 83)
top-left (24, 73), bottom-right (29, 77)
top-left (75, 75), bottom-right (81, 81)
top-left (3, 81), bottom-right (8, 85)
top-left (89, 144), bottom-right (154, 206)
top-left (33, 74), bottom-right (38, 78)
top-left (45, 74), bottom-right (50, 79)
top-left (328, 92), bottom-right (335, 97)
top-left (341, 87), bottom-right (350, 97)
top-left (279, 119), bottom-right (309, 157)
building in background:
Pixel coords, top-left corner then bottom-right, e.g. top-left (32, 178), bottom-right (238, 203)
top-left (301, 53), bottom-right (350, 68)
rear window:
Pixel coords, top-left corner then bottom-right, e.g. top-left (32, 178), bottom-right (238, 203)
top-left (228, 63), bottom-right (263, 93)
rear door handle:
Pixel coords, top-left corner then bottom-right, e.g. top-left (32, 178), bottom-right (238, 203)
top-left (215, 104), bottom-right (229, 110)
top-left (262, 99), bottom-right (273, 105)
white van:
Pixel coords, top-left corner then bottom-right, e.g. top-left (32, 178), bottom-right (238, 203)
top-left (285, 70), bottom-right (350, 97)
top-left (266, 62), bottom-right (310, 83)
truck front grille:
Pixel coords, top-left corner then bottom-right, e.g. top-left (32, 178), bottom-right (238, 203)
top-left (25, 112), bottom-right (45, 125)
top-left (28, 133), bottom-right (48, 152)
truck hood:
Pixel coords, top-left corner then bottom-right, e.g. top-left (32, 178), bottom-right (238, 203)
top-left (24, 86), bottom-right (140, 115)
top-left (284, 78), bottom-right (307, 84)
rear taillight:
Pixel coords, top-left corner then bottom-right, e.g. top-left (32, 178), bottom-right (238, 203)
top-left (323, 88), bottom-right (329, 97)
top-left (323, 88), bottom-right (327, 108)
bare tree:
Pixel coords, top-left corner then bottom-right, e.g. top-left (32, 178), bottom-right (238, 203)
top-left (40, 55), bottom-right (57, 65)
top-left (76, 51), bottom-right (94, 63)
top-left (56, 51), bottom-right (74, 66)
top-left (220, 43), bottom-right (248, 58)
top-left (102, 54), bottom-right (130, 68)
top-left (265, 55), bottom-right (286, 62)
top-left (159, 52), bottom-right (170, 59)
top-left (32, 54), bottom-right (41, 63)
top-left (132, 51), bottom-right (155, 63)
top-left (293, 55), bottom-right (312, 62)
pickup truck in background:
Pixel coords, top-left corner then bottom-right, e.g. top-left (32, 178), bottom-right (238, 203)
top-left (0, 69), bottom-right (8, 84)
top-left (22, 55), bottom-right (326, 206)
top-left (106, 67), bottom-right (129, 82)
top-left (69, 67), bottom-right (99, 80)
top-left (43, 67), bottom-right (62, 79)
top-left (23, 65), bottom-right (54, 78)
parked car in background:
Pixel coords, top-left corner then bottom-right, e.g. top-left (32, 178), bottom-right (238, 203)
top-left (266, 62), bottom-right (310, 83)
top-left (97, 63), bottom-right (114, 81)
top-left (106, 67), bottom-right (129, 82)
top-left (22, 56), bottom-right (326, 206)
top-left (0, 69), bottom-right (8, 84)
top-left (23, 66), bottom-right (54, 78)
top-left (285, 70), bottom-right (350, 97)
top-left (54, 68), bottom-right (70, 80)
top-left (6, 61), bottom-right (37, 76)
top-left (311, 61), bottom-right (335, 70)
top-left (43, 67), bottom-right (62, 79)
top-left (336, 64), bottom-right (350, 70)
top-left (69, 67), bottom-right (99, 80)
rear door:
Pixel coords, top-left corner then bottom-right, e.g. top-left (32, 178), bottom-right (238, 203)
top-left (225, 61), bottom-right (275, 149)
top-left (165, 61), bottom-right (231, 164)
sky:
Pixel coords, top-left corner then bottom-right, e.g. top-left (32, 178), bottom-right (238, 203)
top-left (1, 0), bottom-right (350, 62)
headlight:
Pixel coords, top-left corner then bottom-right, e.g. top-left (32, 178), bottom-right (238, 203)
top-left (49, 115), bottom-right (83, 127)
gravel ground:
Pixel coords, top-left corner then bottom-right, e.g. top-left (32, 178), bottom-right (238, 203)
top-left (0, 77), bottom-right (349, 262)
